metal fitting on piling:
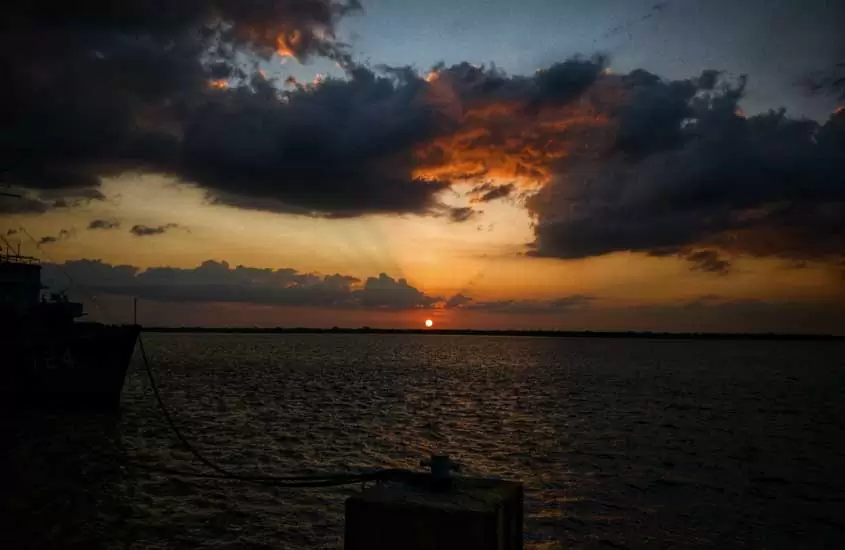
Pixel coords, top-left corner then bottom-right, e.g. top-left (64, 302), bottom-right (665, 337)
top-left (346, 454), bottom-right (524, 549)
top-left (420, 454), bottom-right (460, 491)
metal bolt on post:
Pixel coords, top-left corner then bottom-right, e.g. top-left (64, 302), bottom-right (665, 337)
top-left (420, 454), bottom-right (461, 490)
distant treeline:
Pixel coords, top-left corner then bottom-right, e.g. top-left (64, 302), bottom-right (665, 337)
top-left (140, 326), bottom-right (843, 341)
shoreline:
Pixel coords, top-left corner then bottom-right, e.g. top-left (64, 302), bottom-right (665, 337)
top-left (140, 327), bottom-right (844, 341)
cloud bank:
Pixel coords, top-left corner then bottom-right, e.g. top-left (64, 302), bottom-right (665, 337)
top-left (526, 71), bottom-right (845, 270)
top-left (1, 3), bottom-right (842, 274)
top-left (38, 228), bottom-right (75, 245)
top-left (38, 259), bottom-right (845, 333)
top-left (40, 259), bottom-right (604, 314)
top-left (41, 259), bottom-right (441, 310)
top-left (444, 293), bottom-right (594, 314)
top-left (130, 224), bottom-right (180, 237)
top-left (1, 4), bottom-right (610, 221)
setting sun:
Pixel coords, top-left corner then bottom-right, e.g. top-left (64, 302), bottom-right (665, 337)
top-left (425, 319), bottom-right (434, 328)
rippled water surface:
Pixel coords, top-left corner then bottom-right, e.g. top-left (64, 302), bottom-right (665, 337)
top-left (3, 334), bottom-right (845, 549)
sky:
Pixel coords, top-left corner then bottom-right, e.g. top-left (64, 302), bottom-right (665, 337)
top-left (1, 0), bottom-right (844, 333)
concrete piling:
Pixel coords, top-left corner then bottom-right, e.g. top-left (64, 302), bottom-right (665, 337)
top-left (345, 455), bottom-right (523, 550)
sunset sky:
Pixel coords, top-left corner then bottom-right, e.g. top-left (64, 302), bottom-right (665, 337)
top-left (1, 0), bottom-right (843, 332)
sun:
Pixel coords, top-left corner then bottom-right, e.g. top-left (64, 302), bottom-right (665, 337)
top-left (425, 319), bottom-right (434, 328)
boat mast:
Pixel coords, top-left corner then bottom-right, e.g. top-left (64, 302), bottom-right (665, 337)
top-left (0, 190), bottom-right (38, 264)
top-left (1, 190), bottom-right (21, 260)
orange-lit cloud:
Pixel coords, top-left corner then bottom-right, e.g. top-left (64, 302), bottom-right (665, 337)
top-left (213, 1), bottom-right (359, 63)
top-left (412, 62), bottom-right (623, 190)
top-left (275, 29), bottom-right (302, 57)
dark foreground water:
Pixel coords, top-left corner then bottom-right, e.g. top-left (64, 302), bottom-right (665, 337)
top-left (2, 334), bottom-right (844, 549)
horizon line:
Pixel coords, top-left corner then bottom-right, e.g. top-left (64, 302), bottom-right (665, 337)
top-left (138, 326), bottom-right (844, 340)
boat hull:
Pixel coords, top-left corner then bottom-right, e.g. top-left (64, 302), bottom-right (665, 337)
top-left (1, 324), bottom-right (140, 412)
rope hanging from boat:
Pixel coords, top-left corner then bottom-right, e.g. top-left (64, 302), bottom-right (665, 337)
top-left (12, 223), bottom-right (407, 488)
top-left (137, 336), bottom-right (408, 488)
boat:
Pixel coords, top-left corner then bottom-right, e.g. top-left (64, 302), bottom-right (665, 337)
top-left (0, 242), bottom-right (140, 412)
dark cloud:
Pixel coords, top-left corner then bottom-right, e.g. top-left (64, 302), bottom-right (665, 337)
top-left (51, 191), bottom-right (106, 210)
top-left (528, 71), bottom-right (845, 269)
top-left (40, 259), bottom-right (439, 310)
top-left (38, 228), bottom-right (75, 245)
top-left (0, 186), bottom-right (106, 214)
top-left (448, 207), bottom-right (481, 223)
top-left (2, 1), bottom-right (407, 218)
top-left (0, 194), bottom-right (50, 215)
top-left (35, 258), bottom-right (845, 332)
top-left (445, 294), bottom-right (594, 314)
top-left (684, 249), bottom-right (731, 275)
top-left (469, 182), bottom-right (515, 203)
top-left (182, 67), bottom-right (454, 218)
top-left (2, 6), bottom-right (613, 221)
top-left (425, 55), bottom-right (607, 108)
top-left (444, 293), bottom-right (472, 309)
top-left (697, 70), bottom-right (721, 91)
top-left (88, 219), bottom-right (121, 230)
top-left (5, 0), bottom-right (842, 267)
top-left (613, 68), bottom-right (709, 157)
top-left (353, 273), bottom-right (440, 310)
top-left (800, 61), bottom-right (845, 101)
top-left (130, 224), bottom-right (179, 237)
top-left (11, 169), bottom-right (102, 191)
top-left (532, 57), bottom-right (609, 106)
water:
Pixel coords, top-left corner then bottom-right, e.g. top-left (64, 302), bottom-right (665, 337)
top-left (2, 334), bottom-right (844, 549)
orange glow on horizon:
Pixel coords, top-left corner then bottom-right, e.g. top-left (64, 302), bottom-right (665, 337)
top-left (207, 79), bottom-right (228, 89)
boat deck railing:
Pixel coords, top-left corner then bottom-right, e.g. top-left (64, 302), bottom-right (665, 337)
top-left (0, 252), bottom-right (40, 265)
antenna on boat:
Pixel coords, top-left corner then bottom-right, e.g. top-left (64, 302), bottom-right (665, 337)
top-left (1, 191), bottom-right (24, 260)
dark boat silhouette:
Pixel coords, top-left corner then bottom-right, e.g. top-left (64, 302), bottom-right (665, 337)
top-left (0, 245), bottom-right (139, 412)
